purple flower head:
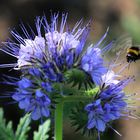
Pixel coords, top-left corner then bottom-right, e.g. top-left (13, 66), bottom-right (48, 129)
top-left (85, 77), bottom-right (134, 133)
top-left (85, 99), bottom-right (106, 132)
top-left (11, 67), bottom-right (54, 120)
top-left (0, 13), bottom-right (90, 72)
top-left (81, 45), bottom-right (107, 85)
top-left (12, 90), bottom-right (51, 120)
top-left (81, 28), bottom-right (113, 86)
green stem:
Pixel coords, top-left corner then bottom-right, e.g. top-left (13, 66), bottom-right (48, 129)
top-left (54, 100), bottom-right (64, 140)
top-left (54, 95), bottom-right (91, 140)
top-left (62, 95), bottom-right (91, 102)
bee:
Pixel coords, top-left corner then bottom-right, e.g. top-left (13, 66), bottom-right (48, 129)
top-left (112, 34), bottom-right (140, 63)
top-left (126, 46), bottom-right (140, 63)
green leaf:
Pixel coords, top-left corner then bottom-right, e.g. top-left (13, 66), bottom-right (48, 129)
top-left (0, 108), bottom-right (15, 140)
top-left (15, 114), bottom-right (31, 140)
top-left (33, 119), bottom-right (51, 140)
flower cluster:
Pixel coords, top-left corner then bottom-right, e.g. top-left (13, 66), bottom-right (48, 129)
top-left (85, 77), bottom-right (132, 132)
top-left (83, 60), bottom-right (139, 140)
top-left (12, 68), bottom-right (53, 120)
top-left (0, 13), bottom-right (137, 140)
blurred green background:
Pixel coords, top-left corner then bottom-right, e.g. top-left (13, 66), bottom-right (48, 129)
top-left (0, 0), bottom-right (140, 140)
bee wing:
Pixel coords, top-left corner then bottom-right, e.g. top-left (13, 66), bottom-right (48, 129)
top-left (111, 34), bottom-right (132, 53)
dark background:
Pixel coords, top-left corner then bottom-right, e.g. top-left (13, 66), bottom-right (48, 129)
top-left (0, 0), bottom-right (140, 140)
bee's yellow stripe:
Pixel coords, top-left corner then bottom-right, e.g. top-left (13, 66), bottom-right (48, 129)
top-left (127, 48), bottom-right (139, 56)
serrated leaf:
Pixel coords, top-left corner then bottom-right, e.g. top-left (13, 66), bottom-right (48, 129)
top-left (33, 119), bottom-right (50, 140)
top-left (15, 114), bottom-right (31, 140)
top-left (0, 108), bottom-right (15, 140)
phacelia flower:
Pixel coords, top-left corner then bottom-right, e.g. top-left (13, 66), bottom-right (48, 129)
top-left (81, 45), bottom-right (107, 85)
top-left (1, 67), bottom-right (53, 120)
top-left (0, 14), bottom-right (112, 85)
top-left (12, 88), bottom-right (51, 120)
top-left (81, 27), bottom-right (113, 86)
top-left (0, 13), bottom-right (114, 122)
top-left (0, 11), bottom-right (139, 140)
top-left (0, 14), bottom-right (89, 70)
top-left (85, 77), bottom-right (134, 137)
top-left (85, 99), bottom-right (106, 132)
top-left (12, 68), bottom-right (52, 120)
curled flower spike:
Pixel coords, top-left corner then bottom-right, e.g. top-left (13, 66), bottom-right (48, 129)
top-left (81, 45), bottom-right (107, 86)
top-left (2, 68), bottom-right (53, 120)
top-left (85, 76), bottom-right (136, 138)
top-left (12, 89), bottom-right (51, 120)
top-left (85, 99), bottom-right (106, 132)
top-left (81, 28), bottom-right (113, 86)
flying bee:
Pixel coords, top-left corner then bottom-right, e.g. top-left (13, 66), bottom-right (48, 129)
top-left (111, 34), bottom-right (140, 63)
top-left (126, 46), bottom-right (140, 63)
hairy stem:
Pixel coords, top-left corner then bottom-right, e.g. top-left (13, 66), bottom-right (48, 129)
top-left (54, 100), bottom-right (63, 140)
top-left (54, 95), bottom-right (91, 140)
